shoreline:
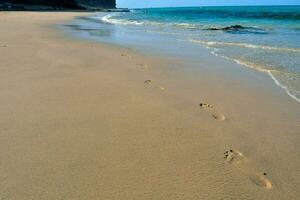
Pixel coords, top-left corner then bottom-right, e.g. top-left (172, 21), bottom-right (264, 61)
top-left (66, 12), bottom-right (300, 104)
top-left (210, 48), bottom-right (300, 103)
top-left (0, 12), bottom-right (300, 200)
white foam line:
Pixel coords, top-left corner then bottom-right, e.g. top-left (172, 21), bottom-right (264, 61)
top-left (189, 39), bottom-right (300, 103)
top-left (100, 14), bottom-right (203, 29)
top-left (101, 14), bottom-right (144, 25)
top-left (222, 54), bottom-right (300, 103)
top-left (267, 71), bottom-right (300, 103)
top-left (190, 39), bottom-right (300, 54)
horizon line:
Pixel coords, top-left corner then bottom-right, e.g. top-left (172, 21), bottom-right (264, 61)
top-left (118, 4), bottom-right (300, 9)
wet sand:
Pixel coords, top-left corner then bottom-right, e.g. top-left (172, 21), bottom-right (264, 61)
top-left (0, 12), bottom-right (300, 200)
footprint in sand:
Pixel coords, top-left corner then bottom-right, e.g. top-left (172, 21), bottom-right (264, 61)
top-left (0, 45), bottom-right (7, 48)
top-left (224, 149), bottom-right (273, 189)
top-left (144, 80), bottom-right (152, 84)
top-left (224, 149), bottom-right (247, 165)
top-left (144, 79), bottom-right (165, 90)
top-left (136, 63), bottom-right (148, 71)
top-left (199, 102), bottom-right (226, 121)
top-left (249, 173), bottom-right (273, 189)
top-left (121, 53), bottom-right (132, 58)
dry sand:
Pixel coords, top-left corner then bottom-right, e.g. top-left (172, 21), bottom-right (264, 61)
top-left (0, 12), bottom-right (299, 200)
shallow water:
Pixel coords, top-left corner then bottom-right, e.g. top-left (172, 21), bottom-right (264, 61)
top-left (65, 6), bottom-right (300, 102)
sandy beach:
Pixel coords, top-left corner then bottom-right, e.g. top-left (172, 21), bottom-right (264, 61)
top-left (0, 12), bottom-right (300, 200)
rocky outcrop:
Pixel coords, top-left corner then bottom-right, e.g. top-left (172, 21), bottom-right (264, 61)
top-left (0, 0), bottom-right (116, 9)
top-left (76, 0), bottom-right (115, 9)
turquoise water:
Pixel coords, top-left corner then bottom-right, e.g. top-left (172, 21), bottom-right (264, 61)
top-left (65, 6), bottom-right (300, 102)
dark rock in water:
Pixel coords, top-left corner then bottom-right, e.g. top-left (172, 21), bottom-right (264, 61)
top-left (206, 24), bottom-right (268, 34)
top-left (223, 25), bottom-right (245, 31)
top-left (0, 0), bottom-right (116, 10)
top-left (206, 25), bottom-right (246, 32)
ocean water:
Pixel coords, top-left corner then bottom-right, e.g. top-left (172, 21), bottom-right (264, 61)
top-left (65, 6), bottom-right (300, 102)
